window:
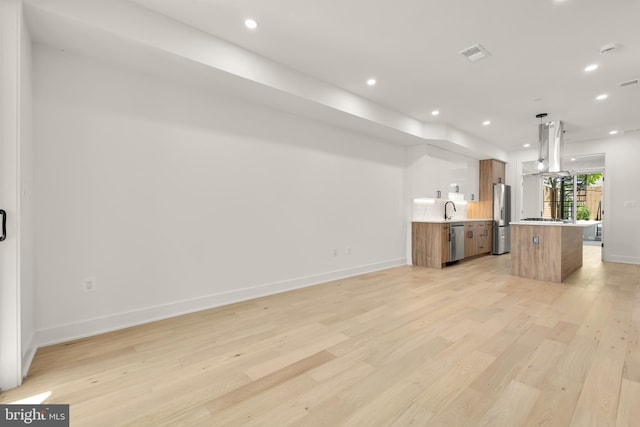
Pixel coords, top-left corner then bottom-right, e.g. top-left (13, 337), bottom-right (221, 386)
top-left (542, 173), bottom-right (602, 220)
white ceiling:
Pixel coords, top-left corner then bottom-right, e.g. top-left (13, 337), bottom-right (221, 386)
top-left (24, 0), bottom-right (640, 154)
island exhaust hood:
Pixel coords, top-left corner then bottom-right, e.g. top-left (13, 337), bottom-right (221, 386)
top-left (536, 114), bottom-right (564, 174)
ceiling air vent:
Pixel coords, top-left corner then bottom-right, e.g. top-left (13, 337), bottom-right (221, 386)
top-left (459, 43), bottom-right (491, 63)
top-left (619, 78), bottom-right (639, 88)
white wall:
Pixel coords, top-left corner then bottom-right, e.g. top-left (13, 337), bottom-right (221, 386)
top-left (406, 144), bottom-right (479, 202)
top-left (33, 45), bottom-right (407, 345)
top-left (508, 135), bottom-right (640, 264)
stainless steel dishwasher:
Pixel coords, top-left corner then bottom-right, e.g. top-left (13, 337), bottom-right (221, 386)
top-left (449, 222), bottom-right (465, 262)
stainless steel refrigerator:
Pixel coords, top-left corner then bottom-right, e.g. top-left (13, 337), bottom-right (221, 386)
top-left (492, 183), bottom-right (511, 255)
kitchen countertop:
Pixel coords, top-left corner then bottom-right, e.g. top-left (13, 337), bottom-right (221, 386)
top-left (510, 221), bottom-right (593, 227)
top-left (412, 218), bottom-right (493, 223)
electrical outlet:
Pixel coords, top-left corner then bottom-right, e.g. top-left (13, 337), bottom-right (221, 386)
top-left (346, 246), bottom-right (351, 255)
top-left (83, 277), bottom-right (97, 293)
top-left (333, 248), bottom-right (338, 257)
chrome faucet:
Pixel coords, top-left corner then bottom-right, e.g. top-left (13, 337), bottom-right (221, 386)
top-left (444, 201), bottom-right (456, 220)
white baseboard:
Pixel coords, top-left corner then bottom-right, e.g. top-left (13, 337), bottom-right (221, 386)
top-left (606, 254), bottom-right (640, 265)
top-left (21, 332), bottom-right (37, 379)
top-left (33, 258), bottom-right (406, 349)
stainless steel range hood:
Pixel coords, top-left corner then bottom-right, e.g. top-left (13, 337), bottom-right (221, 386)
top-left (537, 120), bottom-right (564, 173)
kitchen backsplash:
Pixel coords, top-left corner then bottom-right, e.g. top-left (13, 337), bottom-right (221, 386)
top-left (413, 198), bottom-right (468, 221)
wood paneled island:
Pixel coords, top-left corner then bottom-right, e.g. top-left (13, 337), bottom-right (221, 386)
top-left (510, 221), bottom-right (584, 283)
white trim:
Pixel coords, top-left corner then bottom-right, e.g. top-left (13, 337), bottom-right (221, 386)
top-left (0, 0), bottom-right (23, 390)
top-left (607, 255), bottom-right (640, 265)
top-left (33, 258), bottom-right (406, 349)
top-left (21, 332), bottom-right (36, 379)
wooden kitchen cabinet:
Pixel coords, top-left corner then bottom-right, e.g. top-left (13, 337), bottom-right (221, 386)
top-left (464, 221), bottom-right (492, 258)
top-left (413, 221), bottom-right (492, 269)
top-left (464, 223), bottom-right (477, 258)
top-left (476, 221), bottom-right (492, 254)
top-left (511, 223), bottom-right (582, 282)
top-left (480, 159), bottom-right (505, 195)
top-left (477, 159), bottom-right (505, 219)
top-left (412, 222), bottom-right (450, 268)
top-left (441, 225), bottom-right (450, 264)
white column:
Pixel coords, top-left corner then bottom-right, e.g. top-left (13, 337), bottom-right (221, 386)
top-left (0, 0), bottom-right (23, 390)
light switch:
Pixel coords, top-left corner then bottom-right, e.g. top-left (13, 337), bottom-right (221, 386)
top-left (533, 235), bottom-right (539, 245)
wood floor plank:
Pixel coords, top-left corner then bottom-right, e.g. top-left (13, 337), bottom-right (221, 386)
top-left (475, 380), bottom-right (540, 427)
top-left (386, 401), bottom-right (434, 427)
top-left (623, 320), bottom-right (640, 382)
top-left (243, 332), bottom-right (348, 381)
top-left (203, 373), bottom-right (320, 427)
top-left (425, 388), bottom-right (495, 427)
top-left (340, 381), bottom-right (424, 427)
top-left (553, 335), bottom-right (598, 383)
top-left (469, 342), bottom-right (533, 398)
top-left (515, 338), bottom-right (568, 389)
top-left (208, 350), bottom-right (335, 412)
top-left (615, 378), bottom-right (640, 427)
top-left (571, 355), bottom-right (625, 426)
top-left (522, 373), bottom-right (583, 427)
top-left (1, 246), bottom-right (638, 426)
top-left (417, 349), bottom-right (495, 413)
top-left (218, 361), bottom-right (375, 427)
top-left (286, 396), bottom-right (359, 427)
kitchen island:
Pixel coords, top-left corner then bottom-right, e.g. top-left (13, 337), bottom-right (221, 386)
top-left (510, 221), bottom-right (584, 283)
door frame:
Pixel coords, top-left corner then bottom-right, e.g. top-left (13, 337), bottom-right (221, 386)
top-left (540, 169), bottom-right (605, 260)
top-left (0, 0), bottom-right (23, 390)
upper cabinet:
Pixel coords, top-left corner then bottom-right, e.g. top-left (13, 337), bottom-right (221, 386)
top-left (472, 159), bottom-right (506, 219)
top-left (479, 159), bottom-right (505, 200)
top-left (480, 159), bottom-right (505, 195)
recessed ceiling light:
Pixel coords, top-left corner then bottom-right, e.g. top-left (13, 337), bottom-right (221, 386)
top-left (596, 94), bottom-right (608, 100)
top-left (523, 144), bottom-right (531, 148)
top-left (366, 78), bottom-right (376, 86)
top-left (584, 64), bottom-right (599, 72)
top-left (244, 18), bottom-right (258, 29)
top-left (482, 120), bottom-right (491, 126)
top-left (570, 158), bottom-right (576, 162)
top-left (609, 130), bottom-right (619, 135)
top-left (431, 110), bottom-right (440, 116)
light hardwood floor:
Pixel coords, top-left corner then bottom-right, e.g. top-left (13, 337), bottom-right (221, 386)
top-left (1, 246), bottom-right (639, 426)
